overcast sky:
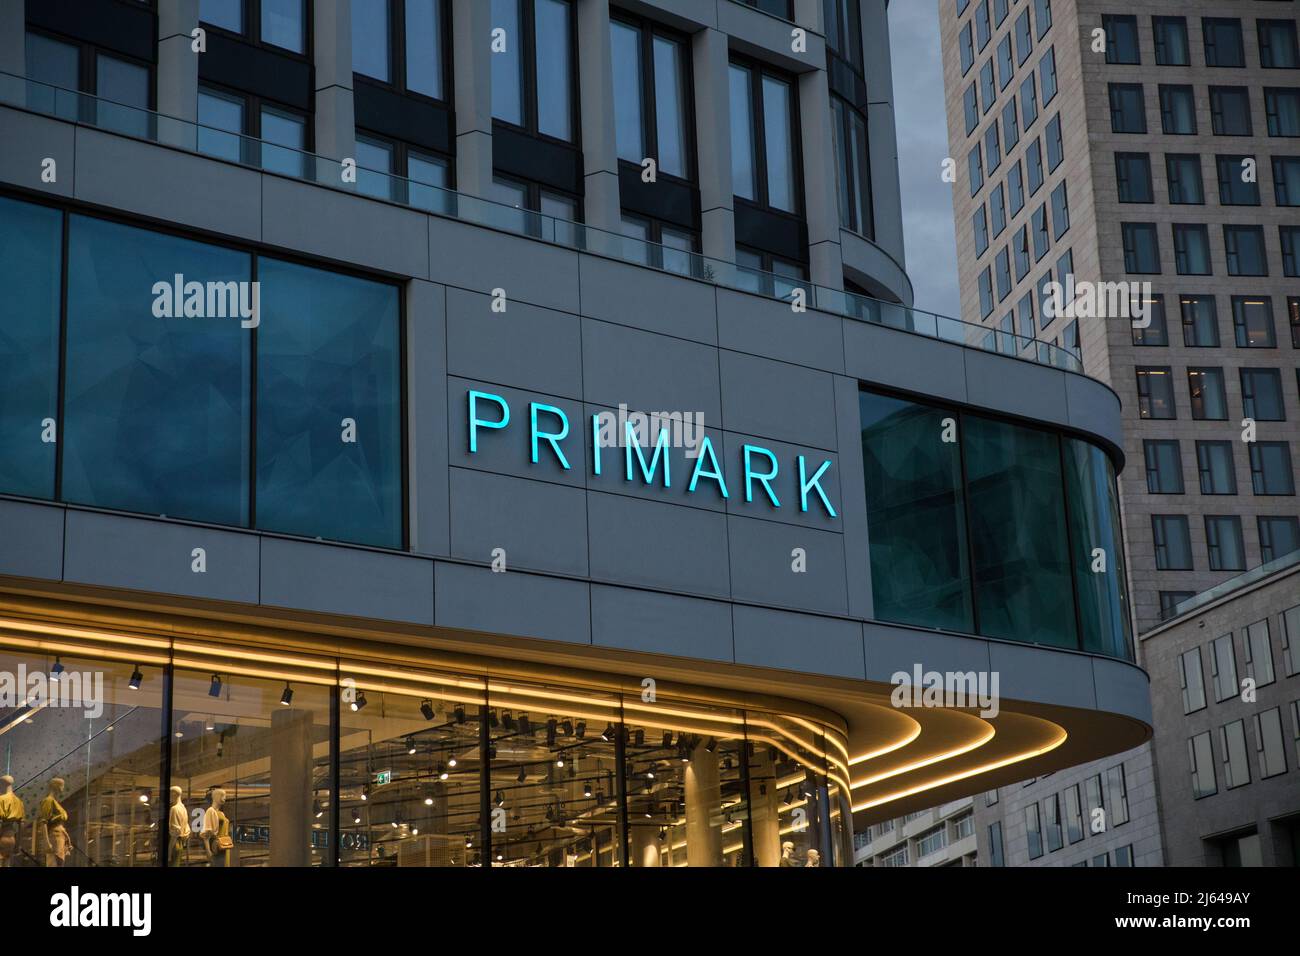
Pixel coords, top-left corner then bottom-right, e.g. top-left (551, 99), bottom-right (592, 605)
top-left (887, 2), bottom-right (961, 319)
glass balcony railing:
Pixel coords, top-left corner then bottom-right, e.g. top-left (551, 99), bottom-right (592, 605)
top-left (5, 71), bottom-right (1084, 374)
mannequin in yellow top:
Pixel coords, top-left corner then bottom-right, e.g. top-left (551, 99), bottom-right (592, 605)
top-left (168, 786), bottom-right (191, 866)
top-left (37, 777), bottom-right (70, 867)
top-left (0, 774), bottom-right (23, 867)
top-left (200, 788), bottom-right (231, 867)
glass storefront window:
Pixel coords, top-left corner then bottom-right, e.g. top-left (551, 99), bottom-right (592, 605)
top-left (170, 668), bottom-right (331, 866)
top-left (0, 197), bottom-right (62, 500)
top-left (1064, 439), bottom-right (1133, 660)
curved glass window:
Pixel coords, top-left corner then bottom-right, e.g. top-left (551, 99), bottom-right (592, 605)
top-left (63, 215), bottom-right (252, 526)
top-left (860, 387), bottom-right (1133, 660)
top-left (0, 197), bottom-right (61, 499)
top-left (255, 259), bottom-right (402, 548)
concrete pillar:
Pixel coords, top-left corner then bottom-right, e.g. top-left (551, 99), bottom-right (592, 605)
top-left (0, 0), bottom-right (26, 106)
top-left (860, 0), bottom-right (905, 269)
top-left (156, 0), bottom-right (199, 148)
top-left (684, 743), bottom-right (722, 866)
top-left (629, 824), bottom-right (661, 867)
top-left (575, 0), bottom-right (621, 236)
top-left (452, 0), bottom-right (493, 196)
top-left (692, 27), bottom-right (736, 263)
top-left (314, 0), bottom-right (356, 184)
top-left (750, 748), bottom-right (781, 866)
top-left (799, 66), bottom-right (843, 290)
top-left (269, 708), bottom-right (314, 867)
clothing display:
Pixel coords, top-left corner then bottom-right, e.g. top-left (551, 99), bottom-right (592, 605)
top-left (37, 791), bottom-right (70, 867)
top-left (202, 801), bottom-right (232, 867)
top-left (0, 785), bottom-right (24, 867)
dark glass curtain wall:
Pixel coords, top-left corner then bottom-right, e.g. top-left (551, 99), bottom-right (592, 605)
top-left (859, 388), bottom-right (1134, 660)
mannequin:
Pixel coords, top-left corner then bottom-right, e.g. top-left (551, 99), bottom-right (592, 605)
top-left (36, 777), bottom-right (70, 867)
top-left (200, 788), bottom-right (232, 867)
top-left (804, 848), bottom-right (821, 868)
top-left (0, 776), bottom-right (22, 867)
top-left (778, 840), bottom-right (796, 867)
top-left (168, 786), bottom-right (191, 866)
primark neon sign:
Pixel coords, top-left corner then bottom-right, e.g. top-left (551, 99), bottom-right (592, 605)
top-left (465, 390), bottom-right (838, 519)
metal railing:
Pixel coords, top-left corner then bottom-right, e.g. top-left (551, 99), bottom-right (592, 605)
top-left (4, 71), bottom-right (1084, 374)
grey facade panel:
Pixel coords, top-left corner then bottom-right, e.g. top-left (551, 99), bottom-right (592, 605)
top-left (580, 319), bottom-right (723, 427)
top-left (964, 350), bottom-right (1071, 428)
top-left (986, 641), bottom-right (1099, 712)
top-left (446, 287), bottom-right (584, 400)
top-left (448, 467), bottom-right (589, 576)
top-left (0, 106), bottom-right (75, 198)
top-left (586, 491), bottom-right (731, 598)
top-left (589, 584), bottom-right (733, 662)
top-left (733, 605), bottom-right (866, 679)
top-left (719, 431), bottom-right (842, 532)
top-left (427, 217), bottom-right (581, 314)
top-left (718, 349), bottom-right (839, 450)
top-left (1092, 657), bottom-right (1154, 727)
top-left (1065, 373), bottom-right (1126, 465)
top-left (715, 288), bottom-right (846, 374)
top-left (832, 374), bottom-right (874, 619)
top-left (0, 499), bottom-right (64, 582)
top-left (844, 320), bottom-right (970, 406)
top-left (407, 279), bottom-right (450, 557)
top-left (63, 511), bottom-right (259, 604)
top-left (578, 254), bottom-right (718, 345)
top-left (725, 514), bottom-right (849, 615)
top-left (863, 622), bottom-right (993, 684)
top-left (434, 561), bottom-right (591, 645)
top-left (260, 537), bottom-right (434, 625)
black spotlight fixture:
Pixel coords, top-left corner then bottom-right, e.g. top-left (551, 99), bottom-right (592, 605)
top-left (406, 737), bottom-right (418, 755)
top-left (546, 719), bottom-right (557, 747)
top-left (678, 744), bottom-right (691, 763)
top-left (503, 712), bottom-right (517, 732)
top-left (420, 699), bottom-right (435, 721)
top-left (454, 705), bottom-right (466, 724)
top-left (487, 709), bottom-right (499, 728)
top-left (280, 683), bottom-right (294, 706)
top-left (575, 721), bottom-right (586, 739)
top-left (128, 666), bottom-right (143, 691)
top-left (583, 781), bottom-right (593, 798)
top-left (634, 729), bottom-right (645, 746)
top-left (437, 763), bottom-right (449, 780)
top-left (50, 658), bottom-right (65, 682)
top-left (704, 737), bottom-right (717, 754)
top-left (516, 766), bottom-right (527, 783)
top-left (351, 691), bottom-right (368, 712)
top-left (495, 790), bottom-right (505, 808)
top-left (352, 808), bottom-right (362, 825)
top-left (661, 731), bottom-right (672, 748)
top-left (313, 800), bottom-right (324, 819)
top-left (208, 674), bottom-right (222, 698)
top-left (560, 720), bottom-right (573, 736)
top-left (518, 715), bottom-right (532, 736)
top-left (600, 723), bottom-right (616, 742)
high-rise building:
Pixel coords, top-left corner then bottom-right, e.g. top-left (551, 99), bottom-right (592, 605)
top-left (0, 0), bottom-right (1148, 869)
top-left (854, 796), bottom-right (979, 866)
top-left (938, 0), bottom-right (1300, 634)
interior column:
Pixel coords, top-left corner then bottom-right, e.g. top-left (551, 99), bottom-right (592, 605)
top-left (269, 708), bottom-right (313, 867)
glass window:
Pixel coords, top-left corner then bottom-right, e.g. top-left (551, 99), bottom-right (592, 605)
top-left (1189, 367), bottom-right (1228, 420)
top-left (260, 106), bottom-right (306, 178)
top-left (1132, 294), bottom-right (1167, 346)
top-left (95, 54), bottom-right (151, 138)
top-left (1108, 84), bottom-right (1147, 134)
top-left (1284, 226), bottom-right (1300, 278)
top-left (729, 65), bottom-right (758, 202)
top-left (960, 22), bottom-right (974, 75)
top-left (1015, 9), bottom-right (1033, 65)
top-left (1144, 440), bottom-right (1183, 493)
top-left (1050, 182), bottom-right (1069, 240)
top-left (832, 97), bottom-right (871, 236)
top-left (1124, 223), bottom-right (1161, 274)
top-left (963, 83), bottom-right (979, 134)
top-left (1189, 732), bottom-right (1217, 798)
top-left (653, 35), bottom-right (690, 180)
top-left (1212, 634), bottom-right (1239, 701)
top-left (1116, 153), bottom-right (1153, 203)
top-left (1152, 514), bottom-right (1193, 570)
top-left (355, 135), bottom-right (396, 200)
top-left (1225, 226), bottom-right (1268, 276)
top-left (1259, 20), bottom-right (1300, 70)
top-left (1180, 647), bottom-right (1206, 713)
top-left (978, 267), bottom-right (993, 317)
top-left (980, 59), bottom-right (995, 113)
top-left (1241, 369), bottom-right (1285, 421)
top-left (200, 0), bottom-right (243, 33)
top-left (1032, 203), bottom-right (1049, 259)
top-left (1025, 803), bottom-right (1043, 860)
top-left (1161, 591), bottom-right (1195, 620)
top-left (1244, 619), bottom-right (1276, 687)
top-left (254, 259), bottom-right (401, 548)
top-left (1287, 607), bottom-right (1300, 676)
top-left (973, 206), bottom-right (989, 257)
top-left (1180, 295), bottom-right (1219, 346)
top-left (1064, 438), bottom-right (1131, 658)
top-left (1221, 720), bottom-right (1251, 789)
top-left (1002, 99), bottom-right (1019, 150)
top-left (611, 21), bottom-right (645, 162)
top-left (1217, 155), bottom-right (1260, 205)
top-left (171, 666), bottom-right (331, 866)
top-left (353, 0), bottom-right (392, 82)
top-left (1020, 73), bottom-right (1038, 129)
top-left (408, 150), bottom-right (452, 213)
top-left (1250, 442), bottom-right (1296, 495)
top-left (858, 391), bottom-right (973, 633)
top-left (1173, 224), bottom-right (1211, 276)
top-left (1205, 515), bottom-right (1246, 571)
top-left (197, 86), bottom-right (245, 162)
top-left (1153, 16), bottom-right (1189, 67)
top-left (25, 33), bottom-right (79, 114)
top-left (1259, 516), bottom-right (1300, 563)
top-left (997, 34), bottom-right (1014, 90)
top-left (1034, 0), bottom-right (1051, 40)
top-left (1106, 764), bottom-right (1129, 826)
top-left (1196, 441), bottom-right (1237, 495)
top-left (760, 75), bottom-right (796, 212)
top-left (1008, 161), bottom-right (1025, 215)
top-left (1039, 46), bottom-right (1057, 106)
top-left (1166, 154), bottom-right (1204, 204)
top-left (1266, 88), bottom-right (1300, 137)
top-left (1104, 15), bottom-right (1140, 65)
top-left (975, 0), bottom-right (991, 50)
top-left (965, 416), bottom-right (1076, 649)
top-left (1275, 157), bottom-right (1300, 206)
top-left (1203, 17), bottom-right (1245, 68)
top-left (406, 0), bottom-right (446, 99)
top-left (0, 197), bottom-right (62, 500)
top-left (491, 0), bottom-right (524, 125)
top-left (1160, 85), bottom-right (1197, 135)
top-left (1064, 786), bottom-right (1083, 843)
top-left (1136, 366), bottom-right (1175, 419)
top-left (1026, 138), bottom-right (1043, 193)
top-left (1211, 87), bottom-right (1253, 136)
top-left (1255, 709), bottom-right (1288, 779)
top-left (262, 0), bottom-right (306, 54)
top-left (1043, 794), bottom-right (1063, 852)
top-left (63, 216), bottom-right (252, 525)
top-left (535, 0), bottom-right (573, 140)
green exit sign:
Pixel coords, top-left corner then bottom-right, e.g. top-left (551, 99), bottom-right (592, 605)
top-left (374, 770), bottom-right (392, 786)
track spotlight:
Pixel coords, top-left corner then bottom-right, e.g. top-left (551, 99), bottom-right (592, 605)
top-left (280, 683), bottom-right (294, 706)
top-left (454, 705), bottom-right (466, 724)
top-left (560, 720), bottom-right (573, 736)
top-left (424, 794), bottom-right (434, 806)
top-left (465, 837), bottom-right (473, 848)
top-left (600, 723), bottom-right (616, 741)
top-left (495, 790), bottom-right (505, 808)
top-left (447, 756), bottom-right (457, 768)
top-left (575, 721), bottom-right (586, 738)
top-left (546, 719), bottom-right (557, 746)
top-left (313, 800), bottom-right (323, 819)
top-left (704, 737), bottom-right (717, 754)
top-left (50, 658), bottom-right (64, 682)
top-left (420, 700), bottom-right (435, 720)
top-left (678, 744), bottom-right (691, 763)
top-left (634, 729), bottom-right (645, 746)
top-left (406, 737), bottom-right (417, 755)
top-left (517, 766), bottom-right (527, 783)
top-left (437, 763), bottom-right (449, 780)
top-left (583, 781), bottom-right (593, 797)
top-left (503, 712), bottom-right (517, 732)
top-left (208, 674), bottom-right (222, 698)
top-left (138, 791), bottom-right (149, 804)
top-left (351, 691), bottom-right (367, 712)
top-left (661, 731), bottom-right (672, 748)
top-left (519, 716), bottom-right (532, 736)
top-left (352, 809), bottom-right (362, 825)
top-left (360, 787), bottom-right (369, 801)
top-left (128, 666), bottom-right (143, 691)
